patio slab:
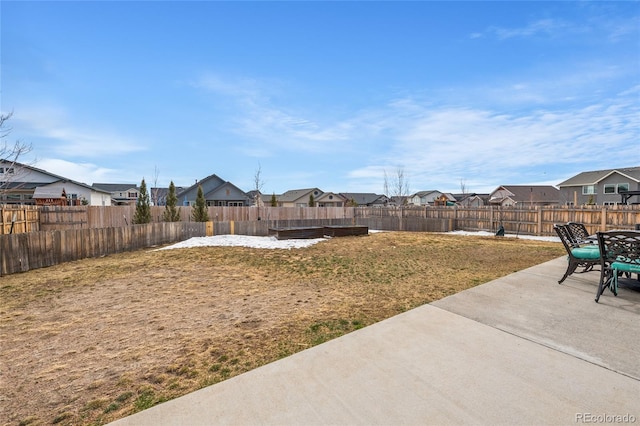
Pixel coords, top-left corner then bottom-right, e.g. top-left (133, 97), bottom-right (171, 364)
top-left (432, 256), bottom-right (640, 380)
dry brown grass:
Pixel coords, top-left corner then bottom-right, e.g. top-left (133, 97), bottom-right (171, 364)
top-left (0, 231), bottom-right (564, 425)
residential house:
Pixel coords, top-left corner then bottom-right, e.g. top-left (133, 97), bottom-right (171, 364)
top-left (177, 174), bottom-right (251, 207)
top-left (557, 166), bottom-right (640, 206)
top-left (0, 160), bottom-right (111, 206)
top-left (276, 188), bottom-right (324, 207)
top-left (340, 193), bottom-right (390, 207)
top-left (0, 160), bottom-right (61, 204)
top-left (92, 183), bottom-right (140, 206)
top-left (408, 190), bottom-right (454, 206)
top-left (433, 193), bottom-right (458, 206)
top-left (452, 193), bottom-right (490, 207)
top-left (489, 185), bottom-right (559, 207)
top-left (35, 180), bottom-right (111, 206)
top-left (316, 192), bottom-right (347, 207)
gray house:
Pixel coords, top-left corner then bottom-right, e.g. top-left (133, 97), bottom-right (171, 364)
top-left (177, 174), bottom-right (251, 207)
top-left (558, 166), bottom-right (640, 205)
top-left (339, 193), bottom-right (389, 207)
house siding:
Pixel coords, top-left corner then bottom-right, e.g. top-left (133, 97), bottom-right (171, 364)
top-left (559, 168), bottom-right (640, 205)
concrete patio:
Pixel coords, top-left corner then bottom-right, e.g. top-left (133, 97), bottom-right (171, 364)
top-left (109, 256), bottom-right (640, 425)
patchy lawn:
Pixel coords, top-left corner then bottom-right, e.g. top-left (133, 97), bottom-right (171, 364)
top-left (0, 231), bottom-right (564, 425)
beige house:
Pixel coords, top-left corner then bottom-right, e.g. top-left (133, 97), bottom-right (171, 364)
top-left (409, 190), bottom-right (455, 206)
top-left (276, 188), bottom-right (324, 207)
top-left (316, 192), bottom-right (347, 207)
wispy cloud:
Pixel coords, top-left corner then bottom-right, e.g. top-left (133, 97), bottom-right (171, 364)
top-left (487, 18), bottom-right (571, 40)
top-left (191, 73), bottom-right (355, 153)
top-left (473, 11), bottom-right (639, 43)
top-left (346, 88), bottom-right (639, 192)
top-left (15, 105), bottom-right (146, 158)
top-left (36, 158), bottom-right (123, 185)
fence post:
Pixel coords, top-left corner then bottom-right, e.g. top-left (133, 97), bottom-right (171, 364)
top-left (537, 206), bottom-right (543, 236)
top-left (601, 206), bottom-right (607, 232)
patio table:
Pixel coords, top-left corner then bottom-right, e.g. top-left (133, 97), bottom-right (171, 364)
top-left (595, 230), bottom-right (640, 302)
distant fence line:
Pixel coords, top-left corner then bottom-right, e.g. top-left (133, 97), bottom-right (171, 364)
top-left (1, 204), bottom-right (639, 236)
top-left (31, 205), bottom-right (640, 236)
top-left (0, 222), bottom-right (205, 276)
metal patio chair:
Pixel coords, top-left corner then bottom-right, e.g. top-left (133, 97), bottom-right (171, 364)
top-left (566, 222), bottom-right (594, 246)
top-left (554, 224), bottom-right (601, 284)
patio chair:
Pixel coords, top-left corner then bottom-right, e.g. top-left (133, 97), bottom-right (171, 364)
top-left (595, 231), bottom-right (640, 302)
top-left (554, 224), bottom-right (601, 284)
top-left (566, 222), bottom-right (595, 246)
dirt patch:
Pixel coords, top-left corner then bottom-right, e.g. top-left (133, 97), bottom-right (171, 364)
top-left (0, 231), bottom-right (564, 425)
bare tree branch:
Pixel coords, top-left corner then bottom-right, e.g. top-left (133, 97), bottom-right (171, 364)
top-left (151, 165), bottom-right (160, 206)
top-left (1, 112), bottom-right (33, 198)
top-left (253, 163), bottom-right (266, 209)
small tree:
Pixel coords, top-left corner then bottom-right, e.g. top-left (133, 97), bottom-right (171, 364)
top-left (308, 193), bottom-right (315, 207)
top-left (191, 185), bottom-right (209, 222)
top-left (133, 178), bottom-right (151, 224)
top-left (162, 181), bottom-right (181, 222)
top-left (270, 193), bottom-right (277, 207)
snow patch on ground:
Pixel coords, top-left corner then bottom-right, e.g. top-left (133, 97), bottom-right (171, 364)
top-left (157, 234), bottom-right (327, 250)
top-left (158, 229), bottom-right (559, 251)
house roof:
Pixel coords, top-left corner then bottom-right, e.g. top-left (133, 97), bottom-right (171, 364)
top-left (278, 188), bottom-right (323, 202)
top-left (0, 159), bottom-right (69, 182)
top-left (204, 181), bottom-right (249, 200)
top-left (558, 166), bottom-right (640, 187)
top-left (92, 183), bottom-right (139, 192)
top-left (451, 193), bottom-right (490, 202)
top-left (339, 193), bottom-right (387, 205)
top-left (49, 179), bottom-right (112, 194)
top-left (491, 185), bottom-right (559, 203)
top-left (316, 192), bottom-right (346, 202)
top-left (32, 187), bottom-right (66, 199)
top-left (411, 190), bottom-right (440, 198)
top-left (176, 174), bottom-right (225, 197)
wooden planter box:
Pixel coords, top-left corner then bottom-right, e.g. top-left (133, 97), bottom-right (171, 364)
top-left (323, 225), bottom-right (369, 237)
top-left (269, 227), bottom-right (325, 240)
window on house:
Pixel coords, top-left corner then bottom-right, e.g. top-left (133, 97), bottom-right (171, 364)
top-left (618, 183), bottom-right (629, 193)
top-left (582, 185), bottom-right (596, 195)
top-left (604, 184), bottom-right (616, 194)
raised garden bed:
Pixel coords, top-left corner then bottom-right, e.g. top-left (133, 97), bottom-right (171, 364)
top-left (323, 225), bottom-right (369, 237)
top-left (269, 226), bottom-right (325, 240)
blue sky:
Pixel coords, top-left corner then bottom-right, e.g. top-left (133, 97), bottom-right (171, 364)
top-left (2, 1), bottom-right (639, 196)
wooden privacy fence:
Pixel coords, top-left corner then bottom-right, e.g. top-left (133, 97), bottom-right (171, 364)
top-left (0, 206), bottom-right (40, 234)
top-left (10, 204), bottom-right (640, 235)
top-left (0, 222), bottom-right (205, 276)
